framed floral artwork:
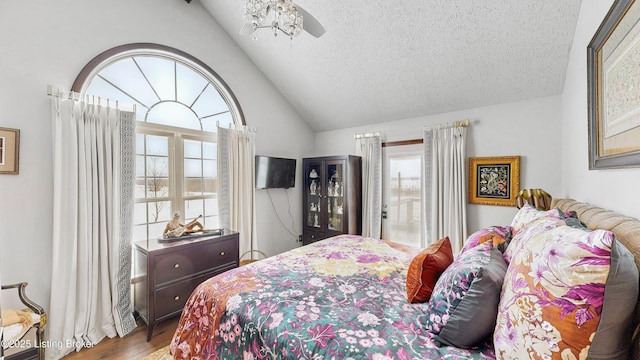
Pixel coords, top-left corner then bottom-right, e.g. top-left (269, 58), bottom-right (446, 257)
top-left (468, 156), bottom-right (520, 206)
top-left (587, 0), bottom-right (640, 169)
top-left (0, 127), bottom-right (19, 175)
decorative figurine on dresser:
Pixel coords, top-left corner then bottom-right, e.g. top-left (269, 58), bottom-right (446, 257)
top-left (302, 155), bottom-right (362, 245)
top-left (133, 230), bottom-right (239, 340)
top-left (163, 212), bottom-right (205, 238)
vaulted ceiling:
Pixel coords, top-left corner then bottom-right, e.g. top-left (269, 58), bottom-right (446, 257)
top-left (199, 0), bottom-right (583, 132)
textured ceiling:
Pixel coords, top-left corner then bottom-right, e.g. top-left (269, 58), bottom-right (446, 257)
top-left (199, 0), bottom-right (582, 132)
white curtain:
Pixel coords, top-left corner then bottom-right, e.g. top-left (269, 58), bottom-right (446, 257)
top-left (355, 136), bottom-right (382, 239)
top-left (48, 97), bottom-right (136, 360)
top-left (217, 125), bottom-right (257, 258)
top-left (424, 126), bottom-right (468, 254)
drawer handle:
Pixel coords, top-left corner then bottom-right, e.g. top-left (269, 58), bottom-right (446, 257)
top-left (174, 296), bottom-right (180, 301)
top-left (174, 263), bottom-right (180, 269)
top-left (220, 251), bottom-right (225, 256)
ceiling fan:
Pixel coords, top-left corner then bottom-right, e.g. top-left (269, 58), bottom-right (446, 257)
top-left (240, 0), bottom-right (326, 40)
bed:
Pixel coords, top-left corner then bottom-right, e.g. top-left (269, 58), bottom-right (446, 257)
top-left (170, 199), bottom-right (640, 359)
top-left (169, 234), bottom-right (494, 359)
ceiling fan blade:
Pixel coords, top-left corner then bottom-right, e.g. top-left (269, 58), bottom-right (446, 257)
top-left (297, 5), bottom-right (326, 38)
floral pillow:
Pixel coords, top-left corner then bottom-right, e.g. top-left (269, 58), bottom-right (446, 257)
top-left (424, 241), bottom-right (507, 348)
top-left (510, 202), bottom-right (563, 233)
top-left (494, 225), bottom-right (639, 359)
top-left (405, 237), bottom-right (453, 303)
top-left (503, 215), bottom-right (565, 264)
top-left (460, 225), bottom-right (513, 255)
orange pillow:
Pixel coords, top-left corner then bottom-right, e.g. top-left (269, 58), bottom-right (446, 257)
top-left (406, 237), bottom-right (454, 303)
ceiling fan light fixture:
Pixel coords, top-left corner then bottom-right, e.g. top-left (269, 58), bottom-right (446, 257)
top-left (243, 0), bottom-right (304, 40)
top-left (244, 0), bottom-right (267, 28)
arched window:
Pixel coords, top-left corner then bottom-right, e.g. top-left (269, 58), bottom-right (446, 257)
top-left (73, 43), bottom-right (244, 241)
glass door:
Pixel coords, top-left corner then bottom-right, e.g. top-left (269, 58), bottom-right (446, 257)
top-left (305, 161), bottom-right (323, 229)
top-left (382, 144), bottom-right (423, 247)
top-left (326, 161), bottom-right (345, 232)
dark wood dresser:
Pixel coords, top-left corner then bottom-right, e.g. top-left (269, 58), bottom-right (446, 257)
top-left (133, 231), bottom-right (239, 341)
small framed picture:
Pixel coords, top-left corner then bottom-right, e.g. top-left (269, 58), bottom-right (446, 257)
top-left (468, 156), bottom-right (520, 206)
top-left (0, 127), bottom-right (20, 175)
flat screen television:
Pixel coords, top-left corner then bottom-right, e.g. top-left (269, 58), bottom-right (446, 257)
top-left (255, 156), bottom-right (296, 189)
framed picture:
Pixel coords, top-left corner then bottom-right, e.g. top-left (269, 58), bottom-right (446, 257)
top-left (587, 0), bottom-right (640, 169)
top-left (468, 156), bottom-right (520, 206)
top-left (0, 127), bottom-right (20, 175)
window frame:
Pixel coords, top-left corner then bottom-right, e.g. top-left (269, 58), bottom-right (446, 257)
top-left (73, 43), bottom-right (243, 241)
top-left (71, 43), bottom-right (245, 126)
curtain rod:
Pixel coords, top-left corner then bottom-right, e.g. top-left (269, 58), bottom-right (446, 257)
top-left (47, 85), bottom-right (81, 101)
top-left (217, 120), bottom-right (258, 133)
top-left (428, 119), bottom-right (470, 130)
top-left (47, 85), bottom-right (136, 111)
top-left (353, 131), bottom-right (381, 139)
top-left (354, 120), bottom-right (470, 146)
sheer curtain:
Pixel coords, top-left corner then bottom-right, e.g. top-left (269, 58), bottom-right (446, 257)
top-left (424, 126), bottom-right (468, 254)
top-left (217, 125), bottom-right (257, 258)
top-left (355, 135), bottom-right (382, 239)
top-left (48, 97), bottom-right (136, 360)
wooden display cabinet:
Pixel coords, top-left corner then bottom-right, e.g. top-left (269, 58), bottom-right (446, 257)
top-left (302, 155), bottom-right (361, 245)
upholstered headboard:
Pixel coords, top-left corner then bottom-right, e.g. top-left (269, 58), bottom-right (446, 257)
top-left (551, 198), bottom-right (640, 358)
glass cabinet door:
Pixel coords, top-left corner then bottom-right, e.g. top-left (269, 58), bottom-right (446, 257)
top-left (326, 162), bottom-right (344, 232)
top-left (306, 162), bottom-right (322, 229)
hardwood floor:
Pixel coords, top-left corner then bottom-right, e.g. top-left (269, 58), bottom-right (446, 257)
top-left (61, 316), bottom-right (179, 360)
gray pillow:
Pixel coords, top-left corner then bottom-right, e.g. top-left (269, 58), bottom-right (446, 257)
top-left (433, 247), bottom-right (508, 348)
top-left (589, 239), bottom-right (639, 359)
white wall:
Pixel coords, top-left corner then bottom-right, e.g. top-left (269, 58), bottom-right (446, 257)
top-left (0, 0), bottom-right (314, 311)
top-left (315, 95), bottom-right (563, 235)
top-left (561, 0), bottom-right (640, 219)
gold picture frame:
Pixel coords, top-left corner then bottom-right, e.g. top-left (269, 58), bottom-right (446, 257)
top-left (468, 156), bottom-right (520, 206)
top-left (0, 127), bottom-right (20, 175)
top-left (587, 0), bottom-right (640, 169)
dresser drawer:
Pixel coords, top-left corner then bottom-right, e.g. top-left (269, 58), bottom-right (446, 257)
top-left (154, 238), bottom-right (238, 284)
top-left (154, 265), bottom-right (235, 320)
top-left (154, 273), bottom-right (208, 319)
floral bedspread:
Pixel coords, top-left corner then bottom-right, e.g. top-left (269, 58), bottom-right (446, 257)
top-left (170, 235), bottom-right (495, 359)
